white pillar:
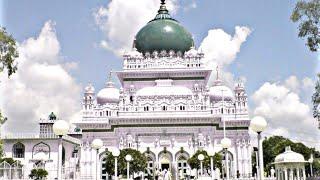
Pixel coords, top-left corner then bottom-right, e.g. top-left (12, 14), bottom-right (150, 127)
top-left (86, 147), bottom-right (90, 177)
top-left (247, 143), bottom-right (252, 177)
top-left (243, 143), bottom-right (248, 177)
top-left (303, 168), bottom-right (306, 180)
top-left (127, 161), bottom-right (130, 180)
top-left (210, 156), bottom-right (214, 180)
top-left (284, 168), bottom-right (288, 180)
top-left (96, 149), bottom-right (99, 180)
top-left (57, 136), bottom-right (63, 180)
top-left (240, 144), bottom-right (245, 176)
top-left (235, 142), bottom-right (240, 177)
top-left (296, 168), bottom-right (300, 180)
top-left (225, 149), bottom-right (229, 180)
top-left (200, 161), bottom-right (203, 176)
top-left (115, 157), bottom-right (118, 180)
top-left (258, 133), bottom-right (265, 180)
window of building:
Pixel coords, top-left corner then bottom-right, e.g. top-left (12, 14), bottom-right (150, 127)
top-left (177, 156), bottom-right (188, 174)
top-left (13, 142), bottom-right (25, 158)
top-left (162, 106), bottom-right (167, 111)
top-left (146, 157), bottom-right (154, 175)
top-left (179, 106), bottom-right (185, 111)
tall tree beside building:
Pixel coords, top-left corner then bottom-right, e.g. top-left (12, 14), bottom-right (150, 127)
top-left (291, 0), bottom-right (320, 52)
top-left (312, 76), bottom-right (320, 121)
top-left (0, 27), bottom-right (19, 158)
top-left (0, 27), bottom-right (18, 77)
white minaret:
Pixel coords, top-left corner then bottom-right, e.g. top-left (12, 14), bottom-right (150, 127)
top-left (234, 80), bottom-right (248, 113)
top-left (83, 83), bottom-right (95, 110)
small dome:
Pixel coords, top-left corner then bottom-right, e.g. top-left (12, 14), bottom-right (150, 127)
top-left (136, 79), bottom-right (192, 97)
top-left (97, 81), bottom-right (120, 105)
top-left (85, 83), bottom-right (95, 94)
top-left (209, 84), bottom-right (234, 102)
top-left (48, 112), bottom-right (57, 120)
top-left (274, 146), bottom-right (306, 164)
top-left (125, 48), bottom-right (143, 58)
top-left (185, 47), bottom-right (198, 57)
top-left (134, 1), bottom-right (194, 54)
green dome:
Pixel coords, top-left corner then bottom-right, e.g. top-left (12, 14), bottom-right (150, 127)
top-left (134, 1), bottom-right (194, 54)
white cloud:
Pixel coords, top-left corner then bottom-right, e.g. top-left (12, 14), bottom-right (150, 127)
top-left (63, 62), bottom-right (79, 71)
top-left (0, 21), bottom-right (81, 133)
top-left (199, 26), bottom-right (251, 86)
top-left (284, 75), bottom-right (300, 93)
top-left (93, 0), bottom-right (178, 55)
top-left (183, 0), bottom-right (197, 11)
top-left (200, 26), bottom-right (251, 67)
top-left (252, 76), bottom-right (320, 148)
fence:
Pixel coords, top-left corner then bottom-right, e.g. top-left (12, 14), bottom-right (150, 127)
top-left (0, 161), bottom-right (23, 179)
top-left (0, 161), bottom-right (80, 180)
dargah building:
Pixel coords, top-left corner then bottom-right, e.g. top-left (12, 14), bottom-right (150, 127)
top-left (1, 0), bottom-right (253, 179)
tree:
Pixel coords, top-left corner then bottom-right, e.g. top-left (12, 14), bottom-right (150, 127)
top-left (291, 0), bottom-right (320, 52)
top-left (29, 168), bottom-right (48, 180)
top-left (0, 27), bottom-right (18, 158)
top-left (0, 111), bottom-right (7, 158)
top-left (187, 150), bottom-right (222, 170)
top-left (0, 157), bottom-right (17, 165)
top-left (0, 27), bottom-right (18, 77)
top-left (102, 148), bottom-right (147, 177)
top-left (312, 75), bottom-right (320, 120)
top-left (261, 136), bottom-right (320, 176)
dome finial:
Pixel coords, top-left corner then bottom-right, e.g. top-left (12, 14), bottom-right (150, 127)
top-left (161, 0), bottom-right (166, 5)
top-left (107, 69), bottom-right (114, 83)
top-left (216, 65), bottom-right (219, 80)
top-left (213, 65), bottom-right (223, 86)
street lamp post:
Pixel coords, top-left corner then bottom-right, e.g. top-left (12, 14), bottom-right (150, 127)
top-left (125, 154), bottom-right (133, 180)
top-left (221, 137), bottom-right (232, 180)
top-left (220, 89), bottom-right (232, 180)
top-left (92, 139), bottom-right (103, 180)
top-left (207, 150), bottom-right (215, 180)
top-left (198, 154), bottom-right (205, 177)
top-left (250, 116), bottom-right (268, 180)
top-left (112, 149), bottom-right (120, 180)
top-left (309, 154), bottom-right (314, 177)
top-left (53, 120), bottom-right (70, 180)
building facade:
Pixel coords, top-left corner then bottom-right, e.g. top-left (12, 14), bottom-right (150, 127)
top-left (1, 1), bottom-right (252, 179)
top-left (77, 1), bottom-right (252, 179)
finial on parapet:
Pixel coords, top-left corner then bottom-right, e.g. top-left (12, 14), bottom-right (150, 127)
top-left (108, 69), bottom-right (113, 82)
top-left (216, 65), bottom-right (219, 80)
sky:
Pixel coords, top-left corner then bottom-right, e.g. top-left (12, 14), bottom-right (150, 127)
top-left (0, 0), bottom-right (320, 148)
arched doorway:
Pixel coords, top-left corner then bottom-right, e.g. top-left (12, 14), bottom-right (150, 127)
top-left (100, 151), bottom-right (112, 180)
top-left (144, 151), bottom-right (156, 177)
top-left (175, 151), bottom-right (190, 177)
top-left (219, 150), bottom-right (234, 178)
top-left (158, 151), bottom-right (173, 171)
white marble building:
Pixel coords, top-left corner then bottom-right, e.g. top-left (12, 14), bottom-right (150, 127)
top-left (1, 0), bottom-right (253, 179)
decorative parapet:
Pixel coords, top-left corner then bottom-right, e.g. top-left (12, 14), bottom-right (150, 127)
top-left (76, 116), bottom-right (250, 132)
top-left (123, 50), bottom-right (204, 70)
top-left (1, 133), bottom-right (81, 145)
